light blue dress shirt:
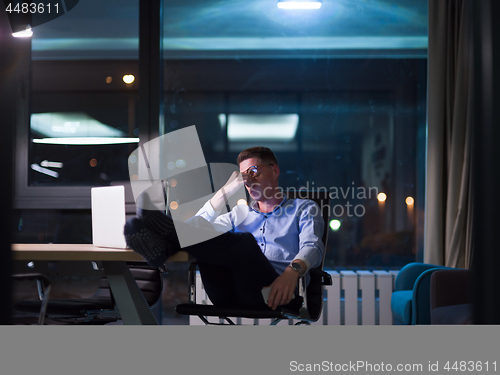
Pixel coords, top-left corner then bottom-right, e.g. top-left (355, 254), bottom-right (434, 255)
top-left (195, 197), bottom-right (325, 279)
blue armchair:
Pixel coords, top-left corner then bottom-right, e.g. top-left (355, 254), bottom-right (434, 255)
top-left (391, 262), bottom-right (454, 325)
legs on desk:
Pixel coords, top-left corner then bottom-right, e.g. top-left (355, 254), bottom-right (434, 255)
top-left (102, 261), bottom-right (158, 325)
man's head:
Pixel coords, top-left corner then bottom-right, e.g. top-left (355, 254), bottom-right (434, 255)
top-left (237, 147), bottom-right (280, 203)
top-left (236, 146), bottom-right (278, 166)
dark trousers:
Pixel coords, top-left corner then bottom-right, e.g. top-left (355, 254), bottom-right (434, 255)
top-left (176, 216), bottom-right (280, 308)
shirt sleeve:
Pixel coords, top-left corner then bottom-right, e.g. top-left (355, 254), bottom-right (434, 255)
top-left (195, 199), bottom-right (234, 232)
top-left (293, 200), bottom-right (325, 271)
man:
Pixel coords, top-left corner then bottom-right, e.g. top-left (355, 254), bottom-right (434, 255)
top-left (124, 147), bottom-right (324, 310)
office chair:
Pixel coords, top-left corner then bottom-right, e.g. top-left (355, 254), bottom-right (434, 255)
top-left (176, 191), bottom-right (331, 325)
top-left (14, 262), bottom-right (164, 324)
top-left (12, 273), bottom-right (51, 325)
top-left (430, 269), bottom-right (473, 324)
top-left (391, 262), bottom-right (455, 325)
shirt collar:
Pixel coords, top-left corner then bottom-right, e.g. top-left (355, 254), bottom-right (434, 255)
top-left (250, 196), bottom-right (288, 217)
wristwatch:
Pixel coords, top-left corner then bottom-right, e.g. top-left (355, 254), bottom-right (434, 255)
top-left (288, 262), bottom-right (304, 276)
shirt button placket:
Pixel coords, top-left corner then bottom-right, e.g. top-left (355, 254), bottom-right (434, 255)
top-left (261, 220), bottom-right (266, 248)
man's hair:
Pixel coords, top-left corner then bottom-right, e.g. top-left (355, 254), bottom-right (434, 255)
top-left (237, 146), bottom-right (278, 166)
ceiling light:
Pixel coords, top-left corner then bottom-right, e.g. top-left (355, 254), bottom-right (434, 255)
top-left (33, 137), bottom-right (140, 145)
top-left (277, 1), bottom-right (322, 10)
top-left (31, 112), bottom-right (127, 138)
top-left (225, 114), bottom-right (299, 141)
top-left (40, 160), bottom-right (63, 168)
top-left (13, 25), bottom-right (33, 38)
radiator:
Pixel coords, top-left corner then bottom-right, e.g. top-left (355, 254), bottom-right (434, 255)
top-left (189, 270), bottom-right (399, 325)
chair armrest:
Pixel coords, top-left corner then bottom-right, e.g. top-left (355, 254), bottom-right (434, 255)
top-left (411, 267), bottom-right (456, 324)
top-left (394, 263), bottom-right (449, 291)
top-left (188, 262), bottom-right (198, 303)
top-left (430, 269), bottom-right (472, 309)
top-left (296, 268), bottom-right (331, 321)
top-left (297, 276), bottom-right (310, 320)
top-left (310, 268), bottom-right (332, 285)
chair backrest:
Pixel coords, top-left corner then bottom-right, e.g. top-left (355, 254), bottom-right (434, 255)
top-left (285, 190), bottom-right (330, 321)
top-left (95, 262), bottom-right (163, 309)
top-left (128, 263), bottom-right (164, 308)
top-left (12, 260), bottom-right (102, 300)
top-left (284, 190), bottom-right (330, 249)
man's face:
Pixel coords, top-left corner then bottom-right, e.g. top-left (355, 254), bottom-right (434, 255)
top-left (239, 157), bottom-right (279, 202)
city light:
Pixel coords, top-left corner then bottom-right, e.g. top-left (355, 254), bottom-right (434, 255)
top-left (123, 74), bottom-right (135, 84)
top-left (377, 192), bottom-right (387, 202)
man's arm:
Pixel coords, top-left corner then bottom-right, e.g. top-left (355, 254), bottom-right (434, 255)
top-left (195, 171), bottom-right (245, 229)
top-left (265, 200), bottom-right (325, 310)
top-left (209, 171), bottom-right (245, 212)
top-left (293, 200), bottom-right (325, 272)
top-left (265, 259), bottom-right (307, 310)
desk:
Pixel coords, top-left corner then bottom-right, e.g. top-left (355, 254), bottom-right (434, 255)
top-left (12, 244), bottom-right (188, 325)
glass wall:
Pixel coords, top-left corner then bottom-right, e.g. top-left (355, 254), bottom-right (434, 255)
top-left (162, 0), bottom-right (428, 269)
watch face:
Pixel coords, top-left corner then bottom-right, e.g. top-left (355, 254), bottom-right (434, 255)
top-left (291, 263), bottom-right (302, 272)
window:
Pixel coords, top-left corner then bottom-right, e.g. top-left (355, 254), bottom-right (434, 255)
top-left (161, 0), bottom-right (428, 268)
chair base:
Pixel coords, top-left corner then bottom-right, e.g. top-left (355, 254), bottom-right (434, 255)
top-left (176, 303), bottom-right (317, 325)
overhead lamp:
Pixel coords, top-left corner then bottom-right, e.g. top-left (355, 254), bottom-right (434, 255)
top-left (13, 25), bottom-right (33, 38)
top-left (224, 114), bottom-right (299, 141)
top-left (277, 1), bottom-right (322, 9)
top-left (33, 137), bottom-right (140, 145)
top-left (40, 160), bottom-right (63, 168)
top-left (31, 112), bottom-right (128, 138)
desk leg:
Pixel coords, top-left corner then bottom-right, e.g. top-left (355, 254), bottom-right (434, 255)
top-left (102, 261), bottom-right (158, 325)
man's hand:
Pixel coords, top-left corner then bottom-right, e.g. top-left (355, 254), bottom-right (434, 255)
top-left (264, 263), bottom-right (304, 310)
top-left (209, 171), bottom-right (245, 211)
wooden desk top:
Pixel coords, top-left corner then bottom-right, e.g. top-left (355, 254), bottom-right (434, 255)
top-left (11, 243), bottom-right (188, 262)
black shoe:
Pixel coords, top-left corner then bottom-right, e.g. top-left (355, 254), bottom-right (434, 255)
top-left (124, 217), bottom-right (174, 268)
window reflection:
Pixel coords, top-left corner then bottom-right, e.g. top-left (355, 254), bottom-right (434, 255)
top-left (30, 92), bottom-right (138, 186)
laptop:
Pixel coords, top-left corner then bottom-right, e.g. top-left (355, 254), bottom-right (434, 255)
top-left (91, 185), bottom-right (128, 249)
